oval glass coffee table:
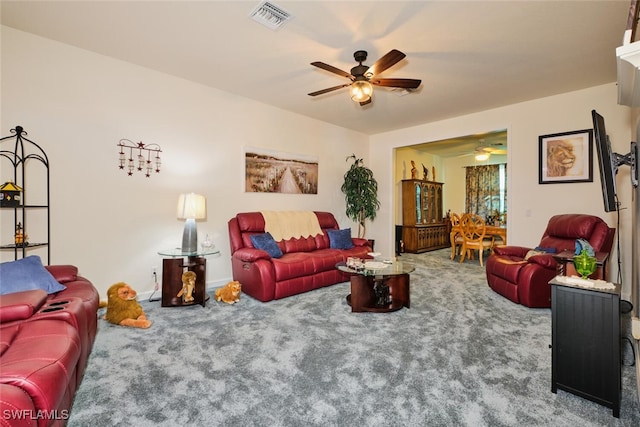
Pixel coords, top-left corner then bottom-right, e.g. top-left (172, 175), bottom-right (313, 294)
top-left (336, 261), bottom-right (415, 313)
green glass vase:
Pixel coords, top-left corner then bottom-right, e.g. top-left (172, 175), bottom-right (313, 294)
top-left (573, 249), bottom-right (597, 279)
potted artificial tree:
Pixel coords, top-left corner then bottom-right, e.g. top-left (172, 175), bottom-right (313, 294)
top-left (341, 154), bottom-right (380, 240)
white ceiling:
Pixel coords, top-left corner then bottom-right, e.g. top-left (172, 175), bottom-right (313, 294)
top-left (0, 1), bottom-right (630, 139)
top-left (406, 128), bottom-right (508, 158)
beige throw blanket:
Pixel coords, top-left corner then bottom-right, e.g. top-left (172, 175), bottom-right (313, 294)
top-left (261, 211), bottom-right (324, 241)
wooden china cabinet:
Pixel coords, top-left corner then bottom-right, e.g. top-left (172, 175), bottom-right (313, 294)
top-left (401, 179), bottom-right (449, 253)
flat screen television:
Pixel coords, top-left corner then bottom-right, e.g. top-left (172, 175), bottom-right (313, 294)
top-left (591, 110), bottom-right (619, 212)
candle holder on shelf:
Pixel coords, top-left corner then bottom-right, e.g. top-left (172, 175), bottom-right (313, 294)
top-left (14, 222), bottom-right (28, 246)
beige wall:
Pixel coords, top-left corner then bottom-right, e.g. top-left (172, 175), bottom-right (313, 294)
top-left (2, 26), bottom-right (636, 300)
top-left (370, 83), bottom-right (635, 299)
top-left (1, 26), bottom-right (368, 297)
top-left (393, 148), bottom-right (443, 224)
top-left (440, 154), bottom-right (507, 217)
top-left (394, 144), bottom-right (507, 223)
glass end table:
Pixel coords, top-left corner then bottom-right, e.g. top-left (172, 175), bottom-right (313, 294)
top-left (552, 249), bottom-right (609, 280)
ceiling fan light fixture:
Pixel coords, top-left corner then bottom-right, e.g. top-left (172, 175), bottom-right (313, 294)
top-left (475, 152), bottom-right (490, 161)
top-left (350, 80), bottom-right (373, 103)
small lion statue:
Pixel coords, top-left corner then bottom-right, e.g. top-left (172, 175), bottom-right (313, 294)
top-left (177, 271), bottom-right (196, 303)
top-left (215, 281), bottom-right (241, 304)
top-left (102, 282), bottom-right (151, 328)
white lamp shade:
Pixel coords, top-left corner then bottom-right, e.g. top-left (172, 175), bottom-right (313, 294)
top-left (177, 193), bottom-right (206, 219)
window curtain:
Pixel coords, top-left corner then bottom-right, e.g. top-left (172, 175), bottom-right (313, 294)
top-left (503, 165), bottom-right (507, 217)
top-left (465, 164), bottom-right (504, 219)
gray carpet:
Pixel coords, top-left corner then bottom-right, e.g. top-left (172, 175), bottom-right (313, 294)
top-left (68, 249), bottom-right (640, 426)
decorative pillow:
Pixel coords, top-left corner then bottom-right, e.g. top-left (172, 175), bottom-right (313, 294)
top-left (0, 255), bottom-right (66, 295)
top-left (250, 232), bottom-right (283, 258)
top-left (534, 246), bottom-right (557, 253)
top-left (327, 228), bottom-right (354, 250)
top-left (524, 250), bottom-right (548, 261)
top-left (574, 238), bottom-right (595, 256)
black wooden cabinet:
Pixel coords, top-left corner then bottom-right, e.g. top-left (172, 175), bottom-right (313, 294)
top-left (550, 279), bottom-right (621, 417)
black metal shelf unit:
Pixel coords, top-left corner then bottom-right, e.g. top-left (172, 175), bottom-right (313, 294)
top-left (0, 126), bottom-right (50, 264)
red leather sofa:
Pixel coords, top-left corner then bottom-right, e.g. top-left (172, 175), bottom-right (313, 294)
top-left (228, 211), bottom-right (372, 302)
top-left (485, 214), bottom-right (615, 308)
top-left (0, 265), bottom-right (99, 427)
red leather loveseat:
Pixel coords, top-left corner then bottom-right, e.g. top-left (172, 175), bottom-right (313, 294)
top-left (0, 263), bottom-right (99, 427)
top-left (228, 211), bottom-right (372, 302)
top-left (485, 214), bottom-right (615, 308)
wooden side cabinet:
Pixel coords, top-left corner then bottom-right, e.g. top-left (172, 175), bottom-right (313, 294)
top-left (157, 248), bottom-right (219, 307)
top-left (550, 279), bottom-right (621, 417)
top-left (161, 256), bottom-right (207, 307)
top-left (401, 179), bottom-right (448, 253)
top-left (402, 224), bottom-right (449, 253)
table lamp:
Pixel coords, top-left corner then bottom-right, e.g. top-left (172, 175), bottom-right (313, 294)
top-left (177, 193), bottom-right (206, 253)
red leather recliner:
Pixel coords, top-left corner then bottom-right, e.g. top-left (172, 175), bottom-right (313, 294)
top-left (0, 265), bottom-right (99, 427)
top-left (485, 214), bottom-right (615, 308)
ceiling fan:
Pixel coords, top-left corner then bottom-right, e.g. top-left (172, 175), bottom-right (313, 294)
top-left (476, 143), bottom-right (507, 155)
top-left (457, 141), bottom-right (507, 161)
top-left (472, 142), bottom-right (507, 161)
top-left (308, 49), bottom-right (421, 106)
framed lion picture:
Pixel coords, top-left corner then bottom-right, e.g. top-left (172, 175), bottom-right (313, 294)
top-left (539, 129), bottom-right (593, 184)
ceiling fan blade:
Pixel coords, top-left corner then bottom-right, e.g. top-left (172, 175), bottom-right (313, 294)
top-left (488, 148), bottom-right (507, 155)
top-left (359, 98), bottom-right (372, 106)
top-left (366, 49), bottom-right (406, 76)
top-left (308, 83), bottom-right (351, 97)
top-left (310, 62), bottom-right (354, 80)
top-left (371, 78), bottom-right (421, 89)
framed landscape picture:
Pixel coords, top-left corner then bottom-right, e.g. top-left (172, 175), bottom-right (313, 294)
top-left (538, 129), bottom-right (593, 184)
top-left (245, 146), bottom-right (318, 194)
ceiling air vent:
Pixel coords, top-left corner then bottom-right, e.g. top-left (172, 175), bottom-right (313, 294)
top-left (249, 1), bottom-right (293, 30)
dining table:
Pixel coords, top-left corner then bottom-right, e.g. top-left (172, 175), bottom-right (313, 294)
top-left (484, 224), bottom-right (507, 245)
top-left (449, 217), bottom-right (507, 261)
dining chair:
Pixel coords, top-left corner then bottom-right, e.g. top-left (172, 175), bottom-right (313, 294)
top-left (449, 213), bottom-right (464, 260)
top-left (459, 213), bottom-right (494, 267)
top-left (491, 234), bottom-right (506, 248)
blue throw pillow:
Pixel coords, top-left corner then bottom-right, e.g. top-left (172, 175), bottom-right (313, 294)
top-left (0, 255), bottom-right (66, 295)
top-left (250, 232), bottom-right (283, 258)
top-left (328, 228), bottom-right (354, 250)
top-left (534, 246), bottom-right (557, 254)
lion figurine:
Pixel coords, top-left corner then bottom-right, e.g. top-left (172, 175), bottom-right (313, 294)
top-left (215, 281), bottom-right (241, 304)
top-left (177, 271), bottom-right (196, 303)
top-left (102, 282), bottom-right (151, 328)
